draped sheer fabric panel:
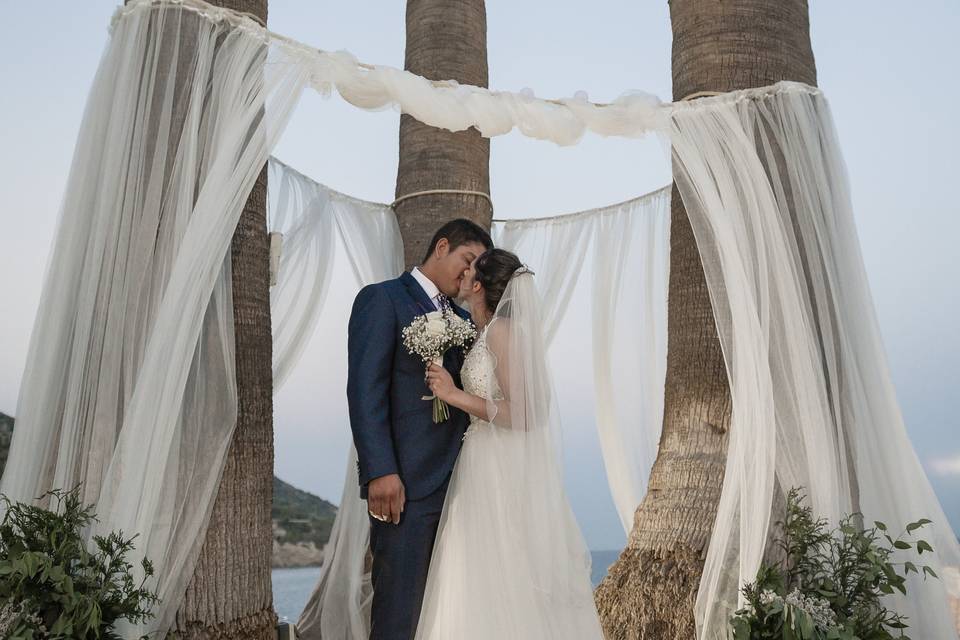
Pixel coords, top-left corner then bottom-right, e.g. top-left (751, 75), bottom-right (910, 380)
top-left (268, 157), bottom-right (671, 633)
top-left (111, 0), bottom-right (667, 147)
top-left (6, 1), bottom-right (955, 637)
top-left (268, 156), bottom-right (404, 390)
top-left (493, 215), bottom-right (593, 346)
top-left (493, 193), bottom-right (671, 534)
top-left (0, 4), bottom-right (310, 637)
top-left (670, 83), bottom-right (960, 640)
top-left (296, 446), bottom-right (374, 640)
top-left (590, 191), bottom-right (670, 533)
top-left (264, 159), bottom-right (403, 640)
top-left (308, 52), bottom-right (666, 146)
top-left (268, 159), bottom-right (337, 390)
top-left (413, 274), bottom-right (605, 639)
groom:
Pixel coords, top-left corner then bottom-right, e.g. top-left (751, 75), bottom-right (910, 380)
top-left (347, 218), bottom-right (493, 640)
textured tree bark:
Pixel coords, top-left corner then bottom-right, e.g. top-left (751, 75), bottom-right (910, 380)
top-left (594, 2), bottom-right (816, 638)
top-left (172, 1), bottom-right (277, 638)
top-left (396, 0), bottom-right (492, 266)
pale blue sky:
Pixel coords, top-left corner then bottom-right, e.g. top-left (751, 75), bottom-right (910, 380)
top-left (0, 2), bottom-right (957, 551)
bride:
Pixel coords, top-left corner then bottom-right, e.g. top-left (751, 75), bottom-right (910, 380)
top-left (420, 248), bottom-right (604, 639)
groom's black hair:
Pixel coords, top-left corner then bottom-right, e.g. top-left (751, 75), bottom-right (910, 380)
top-left (421, 218), bottom-right (493, 264)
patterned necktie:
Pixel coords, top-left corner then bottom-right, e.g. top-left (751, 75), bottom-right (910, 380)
top-left (437, 294), bottom-right (452, 313)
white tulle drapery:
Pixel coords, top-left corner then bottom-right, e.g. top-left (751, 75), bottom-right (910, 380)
top-left (268, 160), bottom-right (336, 390)
top-left (304, 51), bottom-right (665, 146)
top-left (266, 156), bottom-right (672, 636)
top-left (5, 0), bottom-right (957, 637)
top-left (492, 192), bottom-right (671, 533)
top-left (112, 0), bottom-right (667, 147)
top-left (670, 82), bottom-right (960, 640)
top-left (0, 3), bottom-right (309, 637)
top-left (268, 158), bottom-right (403, 389)
top-left (264, 157), bottom-right (403, 639)
top-left (414, 273), bottom-right (605, 639)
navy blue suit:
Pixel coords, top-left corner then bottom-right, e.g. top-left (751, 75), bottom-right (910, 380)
top-left (347, 271), bottom-right (470, 640)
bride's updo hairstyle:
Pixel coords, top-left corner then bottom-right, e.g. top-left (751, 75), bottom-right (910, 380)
top-left (473, 248), bottom-right (523, 314)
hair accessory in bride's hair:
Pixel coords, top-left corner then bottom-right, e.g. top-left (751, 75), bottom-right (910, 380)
top-left (512, 265), bottom-right (535, 278)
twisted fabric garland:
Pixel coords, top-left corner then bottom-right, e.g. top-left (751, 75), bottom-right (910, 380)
top-left (111, 0), bottom-right (820, 147)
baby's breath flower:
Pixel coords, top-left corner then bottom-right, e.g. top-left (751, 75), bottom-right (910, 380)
top-left (785, 589), bottom-right (836, 629)
top-left (402, 310), bottom-right (477, 422)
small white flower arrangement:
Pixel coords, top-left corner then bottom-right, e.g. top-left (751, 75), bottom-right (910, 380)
top-left (729, 488), bottom-right (938, 639)
top-left (742, 589), bottom-right (836, 630)
top-left (401, 309), bottom-right (477, 423)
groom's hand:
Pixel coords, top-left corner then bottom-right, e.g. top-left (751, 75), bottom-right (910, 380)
top-left (368, 474), bottom-right (405, 525)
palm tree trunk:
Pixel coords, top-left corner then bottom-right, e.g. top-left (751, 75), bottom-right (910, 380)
top-left (173, 1), bottom-right (276, 638)
top-left (594, 2), bottom-right (816, 638)
top-left (396, 0), bottom-right (492, 266)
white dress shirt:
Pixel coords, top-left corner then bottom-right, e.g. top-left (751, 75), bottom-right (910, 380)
top-left (411, 266), bottom-right (444, 311)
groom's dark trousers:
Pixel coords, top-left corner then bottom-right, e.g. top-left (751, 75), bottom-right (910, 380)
top-left (367, 476), bottom-right (448, 640)
top-left (347, 272), bottom-right (470, 640)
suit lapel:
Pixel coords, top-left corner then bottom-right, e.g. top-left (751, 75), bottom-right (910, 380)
top-left (452, 303), bottom-right (470, 322)
top-left (399, 271), bottom-right (472, 372)
top-left (400, 271), bottom-right (438, 315)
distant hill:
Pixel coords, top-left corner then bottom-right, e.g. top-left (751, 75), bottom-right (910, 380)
top-left (273, 476), bottom-right (337, 543)
top-left (0, 412), bottom-right (337, 568)
top-left (272, 475), bottom-right (338, 566)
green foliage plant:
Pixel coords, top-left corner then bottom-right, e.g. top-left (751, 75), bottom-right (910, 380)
top-left (730, 488), bottom-right (939, 640)
top-left (0, 487), bottom-right (159, 639)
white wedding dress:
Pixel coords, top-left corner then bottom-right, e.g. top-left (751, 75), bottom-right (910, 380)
top-left (415, 310), bottom-right (605, 639)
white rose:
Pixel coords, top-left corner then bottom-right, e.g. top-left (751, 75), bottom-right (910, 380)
top-left (424, 312), bottom-right (447, 337)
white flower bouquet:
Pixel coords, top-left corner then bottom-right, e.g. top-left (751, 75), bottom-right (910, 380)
top-left (401, 309), bottom-right (477, 423)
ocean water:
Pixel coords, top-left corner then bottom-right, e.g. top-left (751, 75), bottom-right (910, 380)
top-left (273, 549), bottom-right (621, 623)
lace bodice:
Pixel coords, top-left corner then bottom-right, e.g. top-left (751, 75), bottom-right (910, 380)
top-left (460, 327), bottom-right (503, 425)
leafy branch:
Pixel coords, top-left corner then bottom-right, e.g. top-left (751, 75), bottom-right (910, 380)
top-left (0, 486), bottom-right (159, 639)
top-left (730, 488), bottom-right (939, 640)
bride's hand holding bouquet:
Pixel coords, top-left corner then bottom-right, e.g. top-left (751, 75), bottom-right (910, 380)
top-left (402, 309), bottom-right (476, 422)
